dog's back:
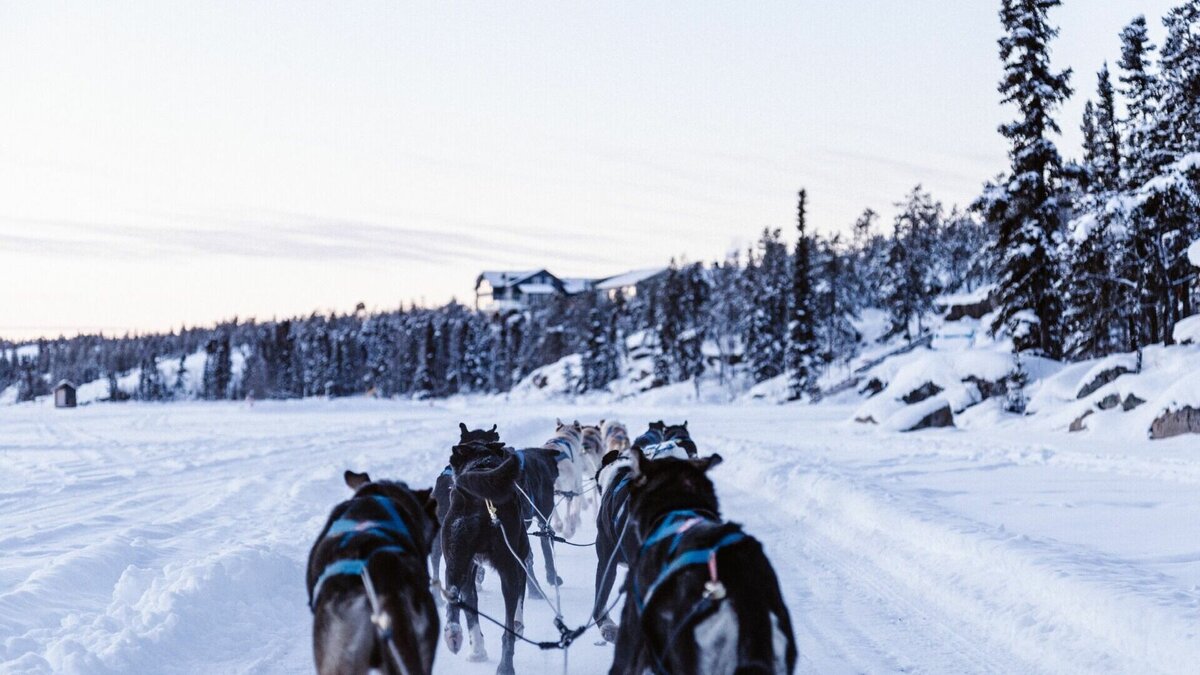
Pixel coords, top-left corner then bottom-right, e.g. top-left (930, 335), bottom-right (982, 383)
top-left (514, 447), bottom-right (559, 511)
top-left (623, 516), bottom-right (796, 674)
top-left (308, 477), bottom-right (439, 675)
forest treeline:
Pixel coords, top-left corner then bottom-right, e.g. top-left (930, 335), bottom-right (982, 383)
top-left (2, 0), bottom-right (1197, 404)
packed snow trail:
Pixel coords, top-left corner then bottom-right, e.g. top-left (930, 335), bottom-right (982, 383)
top-left (1, 399), bottom-right (1198, 673)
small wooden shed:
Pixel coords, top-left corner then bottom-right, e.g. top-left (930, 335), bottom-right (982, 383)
top-left (54, 380), bottom-right (77, 408)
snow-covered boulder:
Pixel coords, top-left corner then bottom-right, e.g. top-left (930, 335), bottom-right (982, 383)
top-left (1074, 354), bottom-right (1138, 399)
top-left (1069, 410), bottom-right (1093, 432)
top-left (509, 354), bottom-right (584, 400)
top-left (1173, 315), bottom-right (1200, 345)
top-left (884, 396), bottom-right (955, 432)
top-left (935, 284), bottom-right (996, 322)
top-left (1150, 407), bottom-right (1200, 440)
top-left (845, 345), bottom-right (1059, 431)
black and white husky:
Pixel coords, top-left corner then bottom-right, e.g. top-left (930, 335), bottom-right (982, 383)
top-left (440, 432), bottom-right (528, 675)
top-left (430, 425), bottom-right (501, 599)
top-left (609, 448), bottom-right (797, 675)
top-left (307, 470), bottom-right (440, 675)
top-left (592, 421), bottom-right (697, 642)
top-left (510, 444), bottom-right (564, 593)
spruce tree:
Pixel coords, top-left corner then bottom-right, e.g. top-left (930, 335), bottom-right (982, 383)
top-left (984, 0), bottom-right (1073, 357)
top-left (1092, 64), bottom-right (1123, 192)
top-left (815, 235), bottom-right (861, 365)
top-left (786, 190), bottom-right (819, 400)
top-left (748, 228), bottom-right (790, 383)
top-left (885, 186), bottom-right (943, 340)
top-left (1119, 16), bottom-right (1168, 185)
top-left (412, 319), bottom-right (435, 399)
top-left (583, 304), bottom-right (619, 392)
top-left (1065, 65), bottom-right (1129, 358)
top-left (136, 350), bottom-right (167, 401)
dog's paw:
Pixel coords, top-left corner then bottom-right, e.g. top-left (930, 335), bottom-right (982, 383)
top-left (468, 647), bottom-right (489, 663)
top-left (496, 664), bottom-right (515, 675)
top-left (547, 573), bottom-right (563, 586)
top-left (599, 619), bottom-right (618, 644)
top-left (444, 623), bottom-right (463, 654)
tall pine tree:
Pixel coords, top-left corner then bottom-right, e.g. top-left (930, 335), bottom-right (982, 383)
top-left (786, 189), bottom-right (819, 400)
top-left (984, 0), bottom-right (1073, 357)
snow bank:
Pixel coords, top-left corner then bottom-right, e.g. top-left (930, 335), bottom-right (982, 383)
top-left (508, 354), bottom-right (584, 401)
top-left (852, 349), bottom-right (1013, 426)
top-left (1030, 344), bottom-right (1200, 439)
top-left (1175, 315), bottom-right (1200, 345)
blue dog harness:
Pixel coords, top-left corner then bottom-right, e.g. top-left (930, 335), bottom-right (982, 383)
top-left (633, 510), bottom-right (747, 614)
top-left (310, 495), bottom-right (416, 610)
top-left (546, 437), bottom-right (575, 463)
top-left (633, 427), bottom-right (665, 449)
top-left (610, 475), bottom-right (633, 526)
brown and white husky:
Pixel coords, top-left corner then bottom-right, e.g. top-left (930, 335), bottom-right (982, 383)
top-left (579, 424), bottom-right (606, 510)
top-left (545, 420), bottom-right (585, 538)
top-left (600, 419), bottom-right (630, 454)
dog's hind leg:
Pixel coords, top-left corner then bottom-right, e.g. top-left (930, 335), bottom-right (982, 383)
top-left (524, 549), bottom-right (543, 599)
top-left (496, 559), bottom-right (524, 675)
top-left (442, 554), bottom-right (469, 655)
top-left (313, 594), bottom-right (373, 675)
top-left (462, 563), bottom-right (488, 662)
top-left (592, 535), bottom-right (619, 643)
top-left (539, 516), bottom-right (563, 587)
top-left (430, 535), bottom-right (444, 606)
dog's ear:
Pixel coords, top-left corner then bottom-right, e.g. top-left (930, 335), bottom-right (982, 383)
top-left (459, 422), bottom-right (469, 437)
top-left (556, 418), bottom-right (563, 429)
top-left (599, 418), bottom-right (605, 427)
top-left (629, 447), bottom-right (649, 484)
top-left (683, 420), bottom-right (688, 427)
top-left (344, 470), bottom-right (371, 490)
top-left (651, 420), bottom-right (665, 430)
top-left (600, 449), bottom-right (620, 468)
top-left (573, 420), bottom-right (582, 431)
top-left (695, 454), bottom-right (722, 472)
top-left (413, 487), bottom-right (439, 546)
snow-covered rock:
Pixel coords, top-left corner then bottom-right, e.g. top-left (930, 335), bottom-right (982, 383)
top-left (1030, 343), bottom-right (1200, 440)
top-left (852, 349), bottom-right (1015, 427)
top-left (1150, 407), bottom-right (1200, 440)
top-left (884, 396), bottom-right (955, 432)
top-left (1073, 354), bottom-right (1138, 399)
top-left (1189, 238), bottom-right (1200, 267)
top-left (1176, 315), bottom-right (1200, 345)
top-left (935, 284), bottom-right (996, 321)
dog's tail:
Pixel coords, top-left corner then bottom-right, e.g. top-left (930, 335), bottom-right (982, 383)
top-left (454, 455), bottom-right (520, 503)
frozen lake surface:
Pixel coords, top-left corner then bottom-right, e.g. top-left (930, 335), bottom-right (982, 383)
top-left (1, 399), bottom-right (1198, 673)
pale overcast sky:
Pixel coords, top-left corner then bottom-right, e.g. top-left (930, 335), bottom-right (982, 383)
top-left (0, 1), bottom-right (1178, 339)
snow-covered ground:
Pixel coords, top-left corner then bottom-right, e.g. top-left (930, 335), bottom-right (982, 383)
top-left (2, 399), bottom-right (1199, 674)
